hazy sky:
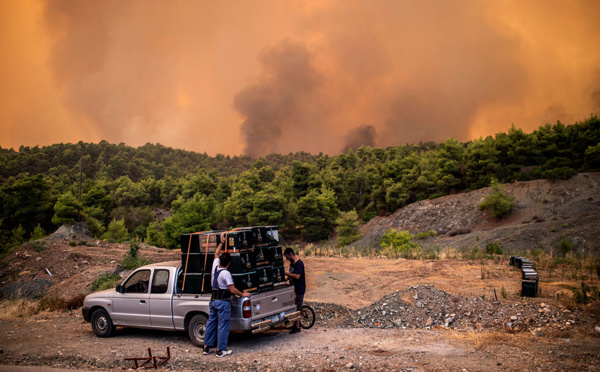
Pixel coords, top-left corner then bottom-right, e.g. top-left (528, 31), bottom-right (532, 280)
top-left (1, 0), bottom-right (599, 157)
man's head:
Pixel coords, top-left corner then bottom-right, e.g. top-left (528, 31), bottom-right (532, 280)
top-left (283, 247), bottom-right (296, 262)
top-left (219, 252), bottom-right (231, 268)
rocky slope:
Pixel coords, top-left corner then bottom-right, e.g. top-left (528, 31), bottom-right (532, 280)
top-left (356, 172), bottom-right (600, 256)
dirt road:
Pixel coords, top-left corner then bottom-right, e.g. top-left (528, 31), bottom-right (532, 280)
top-left (1, 255), bottom-right (600, 371)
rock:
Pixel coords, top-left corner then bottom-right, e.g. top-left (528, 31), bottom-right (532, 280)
top-left (425, 318), bottom-right (433, 327)
top-left (595, 326), bottom-right (600, 334)
top-left (19, 270), bottom-right (32, 276)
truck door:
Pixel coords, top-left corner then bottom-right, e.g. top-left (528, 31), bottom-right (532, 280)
top-left (112, 269), bottom-right (151, 326)
top-left (149, 268), bottom-right (174, 329)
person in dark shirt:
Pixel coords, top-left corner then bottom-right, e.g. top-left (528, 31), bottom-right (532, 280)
top-left (284, 247), bottom-right (305, 334)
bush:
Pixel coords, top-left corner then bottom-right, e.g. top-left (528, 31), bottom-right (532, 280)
top-left (500, 285), bottom-right (508, 299)
top-left (478, 178), bottom-right (514, 218)
top-left (65, 293), bottom-right (86, 309)
top-left (485, 242), bottom-right (503, 255)
top-left (31, 240), bottom-right (48, 252)
top-left (572, 282), bottom-right (599, 304)
top-left (119, 240), bottom-right (152, 270)
top-left (38, 297), bottom-right (66, 312)
top-left (416, 230), bottom-right (438, 239)
top-left (68, 241), bottom-right (77, 247)
top-left (559, 237), bottom-right (573, 257)
top-left (91, 273), bottom-right (122, 292)
top-left (380, 229), bottom-right (420, 258)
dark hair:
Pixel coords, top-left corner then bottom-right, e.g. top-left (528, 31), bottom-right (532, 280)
top-left (219, 252), bottom-right (231, 267)
top-left (283, 247), bottom-right (295, 256)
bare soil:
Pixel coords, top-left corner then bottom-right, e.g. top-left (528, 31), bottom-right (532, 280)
top-left (1, 251), bottom-right (600, 371)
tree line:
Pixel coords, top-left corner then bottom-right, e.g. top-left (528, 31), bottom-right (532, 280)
top-left (1, 116), bottom-right (599, 253)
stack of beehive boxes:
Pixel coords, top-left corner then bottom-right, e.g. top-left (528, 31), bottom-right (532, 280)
top-left (510, 255), bottom-right (538, 297)
top-left (180, 226), bottom-right (285, 294)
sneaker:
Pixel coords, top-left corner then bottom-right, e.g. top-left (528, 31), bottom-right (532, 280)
top-left (203, 346), bottom-right (212, 355)
top-left (289, 327), bottom-right (301, 334)
top-left (216, 349), bottom-right (232, 358)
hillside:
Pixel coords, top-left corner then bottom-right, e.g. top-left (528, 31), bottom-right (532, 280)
top-left (356, 172), bottom-right (600, 256)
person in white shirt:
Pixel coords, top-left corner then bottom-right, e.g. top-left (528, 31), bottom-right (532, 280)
top-left (203, 232), bottom-right (251, 357)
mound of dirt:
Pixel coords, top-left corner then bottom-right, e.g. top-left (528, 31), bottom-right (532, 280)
top-left (0, 237), bottom-right (179, 301)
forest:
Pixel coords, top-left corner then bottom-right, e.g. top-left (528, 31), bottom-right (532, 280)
top-left (1, 116), bottom-right (599, 254)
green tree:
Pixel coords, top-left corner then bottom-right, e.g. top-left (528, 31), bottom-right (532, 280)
top-left (247, 186), bottom-right (287, 227)
top-left (478, 178), bottom-right (514, 218)
top-left (336, 210), bottom-right (363, 247)
top-left (104, 218), bottom-right (129, 243)
top-left (297, 187), bottom-right (339, 242)
top-left (162, 193), bottom-right (216, 249)
top-left (10, 225), bottom-right (26, 248)
top-left (30, 224), bottom-right (46, 240)
top-left (52, 191), bottom-right (84, 226)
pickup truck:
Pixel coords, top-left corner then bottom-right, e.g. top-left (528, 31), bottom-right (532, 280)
top-left (82, 261), bottom-right (301, 346)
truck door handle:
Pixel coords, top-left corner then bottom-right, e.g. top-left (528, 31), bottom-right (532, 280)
top-left (140, 300), bottom-right (146, 304)
top-left (272, 297), bottom-right (277, 302)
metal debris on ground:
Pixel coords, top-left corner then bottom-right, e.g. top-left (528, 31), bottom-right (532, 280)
top-left (123, 347), bottom-right (170, 369)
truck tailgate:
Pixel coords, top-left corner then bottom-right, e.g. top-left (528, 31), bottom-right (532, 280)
top-left (250, 285), bottom-right (296, 321)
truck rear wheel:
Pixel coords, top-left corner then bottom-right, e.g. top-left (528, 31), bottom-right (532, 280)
top-left (91, 308), bottom-right (116, 337)
top-left (188, 314), bottom-right (208, 347)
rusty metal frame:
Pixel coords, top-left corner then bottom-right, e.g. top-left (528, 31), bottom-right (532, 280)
top-left (123, 347), bottom-right (170, 369)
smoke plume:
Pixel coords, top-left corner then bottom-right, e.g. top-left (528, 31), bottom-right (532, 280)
top-left (1, 0), bottom-right (599, 155)
top-left (342, 125), bottom-right (377, 153)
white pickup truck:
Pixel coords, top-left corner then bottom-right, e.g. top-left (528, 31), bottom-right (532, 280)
top-left (82, 261), bottom-right (300, 346)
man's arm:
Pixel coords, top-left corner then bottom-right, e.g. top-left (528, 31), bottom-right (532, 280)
top-left (227, 284), bottom-right (251, 298)
top-left (214, 232), bottom-right (227, 259)
top-left (285, 272), bottom-right (300, 280)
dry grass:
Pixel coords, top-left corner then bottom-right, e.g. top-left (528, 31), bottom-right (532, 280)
top-left (0, 299), bottom-right (40, 320)
top-left (444, 329), bottom-right (514, 350)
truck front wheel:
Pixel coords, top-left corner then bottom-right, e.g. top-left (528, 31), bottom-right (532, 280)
top-left (188, 314), bottom-right (208, 347)
top-left (91, 308), bottom-right (116, 337)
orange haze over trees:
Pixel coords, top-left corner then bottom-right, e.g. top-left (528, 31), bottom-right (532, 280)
top-left (1, 0), bottom-right (599, 157)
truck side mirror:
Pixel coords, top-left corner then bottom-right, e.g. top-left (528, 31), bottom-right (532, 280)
top-left (116, 284), bottom-right (123, 293)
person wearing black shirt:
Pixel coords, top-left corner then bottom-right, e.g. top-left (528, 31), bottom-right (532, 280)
top-left (284, 247), bottom-right (305, 334)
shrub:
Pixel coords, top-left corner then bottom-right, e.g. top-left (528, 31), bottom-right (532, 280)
top-left (31, 240), bottom-right (48, 252)
top-left (468, 246), bottom-right (481, 260)
top-left (485, 242), bottom-right (503, 255)
top-left (500, 285), bottom-right (508, 299)
top-left (478, 178), bottom-right (514, 218)
top-left (39, 297), bottom-right (66, 312)
top-left (572, 283), bottom-right (599, 304)
top-left (119, 240), bottom-right (152, 270)
top-left (65, 294), bottom-right (86, 309)
top-left (68, 241), bottom-right (77, 247)
top-left (380, 229), bottom-right (420, 258)
top-left (91, 273), bottom-right (122, 292)
top-left (558, 237), bottom-right (573, 257)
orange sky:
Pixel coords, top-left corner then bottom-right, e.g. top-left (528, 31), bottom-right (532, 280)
top-left (1, 0), bottom-right (599, 156)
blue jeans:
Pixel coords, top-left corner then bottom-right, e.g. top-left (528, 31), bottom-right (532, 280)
top-left (204, 300), bottom-right (231, 350)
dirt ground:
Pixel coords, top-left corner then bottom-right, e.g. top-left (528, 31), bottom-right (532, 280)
top-left (1, 248), bottom-right (600, 371)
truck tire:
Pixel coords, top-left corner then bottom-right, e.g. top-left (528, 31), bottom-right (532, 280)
top-left (91, 308), bottom-right (116, 337)
top-left (188, 314), bottom-right (208, 347)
